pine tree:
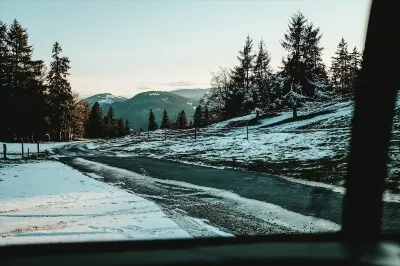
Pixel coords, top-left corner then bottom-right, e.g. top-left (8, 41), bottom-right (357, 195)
top-left (104, 106), bottom-right (117, 138)
top-left (203, 105), bottom-right (210, 126)
top-left (148, 109), bottom-right (158, 131)
top-left (330, 38), bottom-right (351, 96)
top-left (0, 21), bottom-right (9, 140)
top-left (160, 108), bottom-right (171, 129)
top-left (253, 39), bottom-right (272, 110)
top-left (86, 102), bottom-right (104, 138)
top-left (125, 120), bottom-right (130, 135)
top-left (5, 20), bottom-right (46, 139)
top-left (188, 120), bottom-right (193, 128)
top-left (193, 105), bottom-right (203, 128)
top-left (117, 118), bottom-right (126, 137)
top-left (47, 41), bottom-right (73, 140)
top-left (230, 36), bottom-right (256, 115)
top-left (177, 110), bottom-right (188, 129)
top-left (280, 12), bottom-right (308, 117)
top-left (349, 46), bottom-right (362, 91)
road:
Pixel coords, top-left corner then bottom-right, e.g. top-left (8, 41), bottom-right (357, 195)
top-left (55, 142), bottom-right (400, 235)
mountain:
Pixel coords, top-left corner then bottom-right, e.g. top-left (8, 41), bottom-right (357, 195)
top-left (109, 91), bottom-right (197, 131)
top-left (86, 93), bottom-right (127, 107)
top-left (169, 88), bottom-right (210, 102)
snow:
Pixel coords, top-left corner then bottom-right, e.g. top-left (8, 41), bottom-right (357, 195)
top-left (149, 93), bottom-right (160, 96)
top-left (0, 161), bottom-right (192, 245)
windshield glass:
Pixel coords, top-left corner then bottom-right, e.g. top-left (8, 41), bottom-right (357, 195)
top-left (0, 0), bottom-right (370, 245)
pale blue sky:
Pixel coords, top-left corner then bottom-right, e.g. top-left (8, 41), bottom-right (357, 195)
top-left (0, 0), bottom-right (370, 97)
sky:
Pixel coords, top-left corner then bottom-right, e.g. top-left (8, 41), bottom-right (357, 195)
top-left (0, 0), bottom-right (370, 98)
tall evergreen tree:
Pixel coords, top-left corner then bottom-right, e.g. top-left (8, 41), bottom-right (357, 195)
top-left (104, 106), bottom-right (117, 138)
top-left (280, 12), bottom-right (328, 117)
top-left (117, 118), bottom-right (126, 137)
top-left (349, 46), bottom-right (362, 90)
top-left (230, 36), bottom-right (256, 115)
top-left (5, 20), bottom-right (46, 139)
top-left (160, 108), bottom-right (171, 129)
top-left (148, 109), bottom-right (158, 131)
top-left (125, 120), bottom-right (130, 135)
top-left (47, 41), bottom-right (73, 140)
top-left (203, 105), bottom-right (210, 126)
top-left (0, 21), bottom-right (9, 140)
top-left (177, 110), bottom-right (188, 129)
top-left (330, 38), bottom-right (351, 96)
top-left (193, 105), bottom-right (203, 128)
top-left (253, 39), bottom-right (272, 110)
top-left (86, 102), bottom-right (104, 138)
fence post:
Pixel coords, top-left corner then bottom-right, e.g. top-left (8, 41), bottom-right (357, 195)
top-left (246, 121), bottom-right (249, 140)
top-left (37, 142), bottom-right (40, 157)
top-left (28, 148), bottom-right (30, 158)
top-left (3, 144), bottom-right (6, 160)
top-left (21, 142), bottom-right (24, 158)
top-left (195, 127), bottom-right (197, 140)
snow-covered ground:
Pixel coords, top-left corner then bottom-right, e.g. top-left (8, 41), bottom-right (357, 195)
top-left (81, 100), bottom-right (354, 186)
top-left (0, 161), bottom-right (199, 245)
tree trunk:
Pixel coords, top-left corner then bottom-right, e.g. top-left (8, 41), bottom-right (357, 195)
top-left (293, 106), bottom-right (297, 119)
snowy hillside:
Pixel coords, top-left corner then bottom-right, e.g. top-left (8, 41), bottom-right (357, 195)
top-left (85, 93), bottom-right (127, 107)
top-left (65, 97), bottom-right (400, 192)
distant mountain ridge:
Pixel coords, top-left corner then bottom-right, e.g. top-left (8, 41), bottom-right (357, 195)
top-left (86, 91), bottom-right (197, 131)
top-left (86, 93), bottom-right (127, 107)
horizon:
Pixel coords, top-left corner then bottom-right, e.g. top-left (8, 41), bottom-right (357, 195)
top-left (1, 0), bottom-right (370, 98)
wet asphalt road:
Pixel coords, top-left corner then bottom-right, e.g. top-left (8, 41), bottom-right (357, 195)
top-left (55, 143), bottom-right (400, 233)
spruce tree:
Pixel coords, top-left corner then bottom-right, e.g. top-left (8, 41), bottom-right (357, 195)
top-left (104, 106), bottom-right (117, 138)
top-left (0, 21), bottom-right (9, 140)
top-left (280, 12), bottom-right (308, 117)
top-left (148, 109), bottom-right (158, 131)
top-left (230, 35), bottom-right (256, 115)
top-left (125, 120), bottom-right (130, 135)
top-left (193, 105), bottom-right (203, 128)
top-left (177, 110), bottom-right (188, 129)
top-left (330, 38), bottom-right (350, 96)
top-left (203, 105), bottom-right (210, 126)
top-left (117, 118), bottom-right (126, 137)
top-left (349, 46), bottom-right (362, 91)
top-left (6, 20), bottom-right (46, 139)
top-left (47, 41), bottom-right (73, 140)
top-left (253, 39), bottom-right (272, 110)
top-left (86, 102), bottom-right (104, 138)
top-left (160, 108), bottom-right (171, 129)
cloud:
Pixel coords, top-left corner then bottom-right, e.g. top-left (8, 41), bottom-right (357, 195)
top-left (136, 81), bottom-right (197, 90)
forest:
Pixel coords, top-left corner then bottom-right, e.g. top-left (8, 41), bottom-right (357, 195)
top-left (0, 20), bottom-right (129, 141)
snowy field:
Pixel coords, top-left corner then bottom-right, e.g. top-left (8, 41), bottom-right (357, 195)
top-left (77, 98), bottom-right (400, 191)
top-left (80, 100), bottom-right (354, 185)
top-left (0, 161), bottom-right (197, 245)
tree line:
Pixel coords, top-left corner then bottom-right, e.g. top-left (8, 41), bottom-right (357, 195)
top-left (201, 11), bottom-right (363, 122)
top-left (147, 105), bottom-right (211, 131)
top-left (86, 103), bottom-right (130, 139)
top-left (0, 19), bottom-right (129, 142)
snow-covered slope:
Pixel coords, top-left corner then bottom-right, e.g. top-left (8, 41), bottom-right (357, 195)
top-left (79, 98), bottom-right (400, 192)
top-left (85, 93), bottom-right (127, 107)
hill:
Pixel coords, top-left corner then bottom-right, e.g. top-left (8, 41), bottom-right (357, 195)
top-left (110, 91), bottom-right (196, 131)
top-left (86, 93), bottom-right (127, 107)
top-left (169, 88), bottom-right (210, 102)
